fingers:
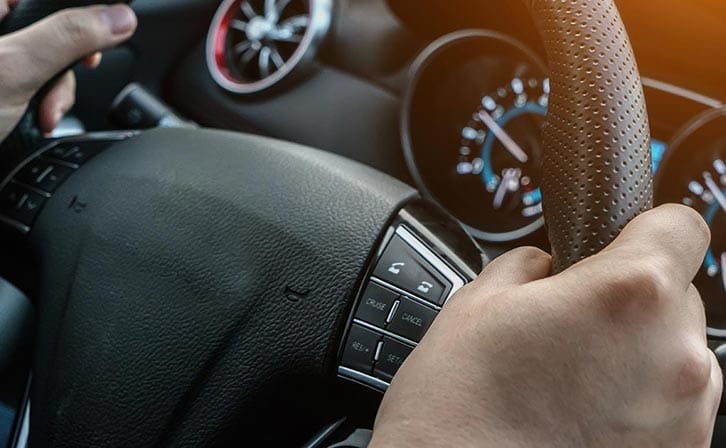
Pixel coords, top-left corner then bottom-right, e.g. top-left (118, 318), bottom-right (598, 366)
top-left (601, 204), bottom-right (711, 289)
top-left (684, 284), bottom-right (708, 342)
top-left (445, 247), bottom-right (550, 310)
top-left (1, 4), bottom-right (136, 96)
top-left (469, 247), bottom-right (552, 294)
top-left (681, 353), bottom-right (722, 447)
top-left (38, 70), bottom-right (75, 135)
top-left (0, 0), bottom-right (17, 22)
top-left (82, 52), bottom-right (103, 69)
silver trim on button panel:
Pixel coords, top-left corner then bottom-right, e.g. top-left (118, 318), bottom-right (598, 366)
top-left (0, 132), bottom-right (138, 234)
top-left (369, 277), bottom-right (441, 311)
top-left (337, 366), bottom-right (390, 392)
top-left (394, 225), bottom-right (466, 303)
top-left (12, 399), bottom-right (29, 448)
top-left (338, 224), bottom-right (467, 392)
top-left (353, 319), bottom-right (417, 348)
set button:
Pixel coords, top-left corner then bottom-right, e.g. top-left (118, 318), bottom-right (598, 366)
top-left (374, 337), bottom-right (414, 382)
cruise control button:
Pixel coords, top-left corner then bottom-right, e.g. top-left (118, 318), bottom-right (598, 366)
top-left (341, 324), bottom-right (381, 374)
top-left (46, 141), bottom-right (111, 165)
top-left (373, 235), bottom-right (451, 305)
top-left (0, 184), bottom-right (47, 226)
top-left (355, 283), bottom-right (398, 328)
top-left (386, 297), bottom-right (437, 342)
top-left (16, 160), bottom-right (73, 193)
top-left (374, 337), bottom-right (414, 382)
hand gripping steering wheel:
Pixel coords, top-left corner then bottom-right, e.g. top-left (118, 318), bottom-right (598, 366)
top-left (0, 0), bottom-right (658, 446)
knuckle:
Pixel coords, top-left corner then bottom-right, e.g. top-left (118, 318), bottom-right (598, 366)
top-left (687, 418), bottom-right (716, 448)
top-left (509, 246), bottom-right (551, 263)
top-left (0, 40), bottom-right (32, 102)
top-left (609, 257), bottom-right (674, 304)
top-left (673, 203), bottom-right (711, 243)
top-left (688, 283), bottom-right (707, 316)
top-left (57, 10), bottom-right (90, 45)
top-left (488, 246), bottom-right (550, 271)
top-left (54, 9), bottom-right (104, 48)
top-left (710, 352), bottom-right (723, 396)
top-left (673, 348), bottom-right (713, 398)
top-left (657, 204), bottom-right (711, 245)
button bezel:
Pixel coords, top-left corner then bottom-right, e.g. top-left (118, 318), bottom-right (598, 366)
top-left (338, 220), bottom-right (469, 392)
top-left (0, 132), bottom-right (138, 234)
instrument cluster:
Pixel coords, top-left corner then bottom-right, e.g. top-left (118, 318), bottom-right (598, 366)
top-left (655, 109), bottom-right (726, 336)
top-left (402, 29), bottom-right (725, 336)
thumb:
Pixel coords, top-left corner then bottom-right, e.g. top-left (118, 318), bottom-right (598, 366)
top-left (2, 4), bottom-right (136, 98)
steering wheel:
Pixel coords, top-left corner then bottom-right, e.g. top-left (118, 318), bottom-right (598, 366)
top-left (0, 0), bottom-right (652, 446)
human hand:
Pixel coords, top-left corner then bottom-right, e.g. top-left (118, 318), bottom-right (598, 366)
top-left (370, 205), bottom-right (722, 448)
top-left (0, 2), bottom-right (136, 139)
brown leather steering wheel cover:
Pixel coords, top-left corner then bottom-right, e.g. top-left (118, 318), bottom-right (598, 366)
top-left (525, 0), bottom-right (653, 272)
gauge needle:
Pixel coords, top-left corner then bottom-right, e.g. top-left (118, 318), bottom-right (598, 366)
top-left (493, 168), bottom-right (520, 210)
top-left (704, 172), bottom-right (726, 214)
top-left (478, 110), bottom-right (529, 164)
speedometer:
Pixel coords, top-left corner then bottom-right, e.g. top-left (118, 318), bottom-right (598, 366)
top-left (656, 109), bottom-right (726, 336)
top-left (455, 76), bottom-right (549, 240)
top-left (402, 30), bottom-right (550, 242)
top-left (403, 30), bottom-right (667, 244)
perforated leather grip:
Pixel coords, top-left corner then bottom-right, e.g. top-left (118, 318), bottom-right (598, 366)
top-left (525, 0), bottom-right (653, 273)
top-left (0, 0), bottom-right (126, 35)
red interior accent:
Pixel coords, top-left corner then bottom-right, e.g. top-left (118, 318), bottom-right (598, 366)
top-left (213, 1), bottom-right (239, 82)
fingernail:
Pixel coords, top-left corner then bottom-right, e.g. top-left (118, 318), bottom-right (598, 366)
top-left (102, 4), bottom-right (137, 35)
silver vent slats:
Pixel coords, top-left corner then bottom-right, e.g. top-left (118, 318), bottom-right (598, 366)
top-left (206, 0), bottom-right (331, 94)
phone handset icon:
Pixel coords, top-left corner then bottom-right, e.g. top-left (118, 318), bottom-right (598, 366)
top-left (417, 281), bottom-right (433, 294)
top-left (387, 262), bottom-right (405, 275)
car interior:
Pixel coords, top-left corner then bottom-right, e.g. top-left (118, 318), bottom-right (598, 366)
top-left (1, 0), bottom-right (726, 446)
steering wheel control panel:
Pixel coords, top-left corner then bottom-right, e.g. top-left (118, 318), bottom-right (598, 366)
top-left (338, 225), bottom-right (466, 391)
top-left (0, 133), bottom-right (134, 234)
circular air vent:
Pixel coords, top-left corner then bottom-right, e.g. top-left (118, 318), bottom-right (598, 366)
top-left (206, 0), bottom-right (332, 94)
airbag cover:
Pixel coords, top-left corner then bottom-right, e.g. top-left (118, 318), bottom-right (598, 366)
top-left (27, 128), bottom-right (416, 447)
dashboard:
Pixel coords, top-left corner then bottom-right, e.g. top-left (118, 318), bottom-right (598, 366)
top-left (0, 0), bottom-right (726, 445)
top-left (1, 0), bottom-right (726, 446)
top-left (397, 27), bottom-right (726, 337)
top-left (164, 0), bottom-right (726, 339)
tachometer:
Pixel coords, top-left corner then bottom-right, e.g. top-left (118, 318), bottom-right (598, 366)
top-left (656, 108), bottom-right (726, 336)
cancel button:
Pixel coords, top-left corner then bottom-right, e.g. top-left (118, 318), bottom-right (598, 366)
top-left (387, 297), bottom-right (437, 342)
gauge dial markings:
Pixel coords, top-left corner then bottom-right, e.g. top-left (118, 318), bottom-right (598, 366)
top-left (704, 172), bottom-right (726, 214)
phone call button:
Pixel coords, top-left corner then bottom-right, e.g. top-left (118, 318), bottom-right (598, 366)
top-left (373, 235), bottom-right (450, 305)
